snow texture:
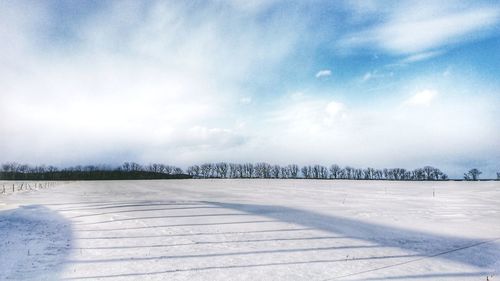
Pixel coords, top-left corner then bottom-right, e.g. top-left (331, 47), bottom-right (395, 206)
top-left (1, 179), bottom-right (499, 280)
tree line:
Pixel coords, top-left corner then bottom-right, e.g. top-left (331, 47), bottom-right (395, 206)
top-left (186, 163), bottom-right (452, 180)
top-left (0, 162), bottom-right (188, 180)
top-left (1, 162), bottom-right (496, 181)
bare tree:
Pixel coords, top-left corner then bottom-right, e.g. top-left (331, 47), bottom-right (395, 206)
top-left (301, 166), bottom-right (311, 179)
top-left (255, 162), bottom-right (271, 178)
top-left (363, 167), bottom-right (374, 180)
top-left (344, 166), bottom-right (354, 179)
top-left (315, 165), bottom-right (328, 179)
top-left (422, 166), bottom-right (442, 180)
top-left (329, 164), bottom-right (341, 179)
top-left (121, 162), bottom-right (142, 172)
top-left (242, 163), bottom-right (254, 178)
top-left (187, 165), bottom-right (200, 177)
top-left (235, 164), bottom-right (243, 178)
top-left (353, 168), bottom-right (363, 180)
top-left (147, 163), bottom-right (162, 173)
top-left (47, 166), bottom-right (59, 172)
top-left (2, 162), bottom-right (19, 173)
top-left (200, 163), bottom-right (212, 178)
top-left (229, 163), bottom-right (239, 178)
top-left (288, 164), bottom-right (299, 178)
top-left (215, 162), bottom-right (229, 178)
top-left (392, 168), bottom-right (406, 180)
top-left (271, 165), bottom-right (281, 178)
top-left (17, 164), bottom-right (30, 173)
top-left (312, 165), bottom-right (321, 179)
top-left (1, 161), bottom-right (453, 182)
top-left (280, 166), bottom-right (289, 178)
top-left (464, 168), bottom-right (482, 181)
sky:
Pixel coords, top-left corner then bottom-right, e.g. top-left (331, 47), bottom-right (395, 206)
top-left (1, 0), bottom-right (499, 178)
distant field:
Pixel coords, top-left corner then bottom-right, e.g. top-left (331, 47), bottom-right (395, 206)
top-left (1, 180), bottom-right (499, 281)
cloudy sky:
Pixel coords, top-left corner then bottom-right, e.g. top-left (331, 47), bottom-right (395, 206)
top-left (1, 1), bottom-right (499, 177)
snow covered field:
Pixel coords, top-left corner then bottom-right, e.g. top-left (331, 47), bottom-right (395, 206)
top-left (1, 179), bottom-right (499, 281)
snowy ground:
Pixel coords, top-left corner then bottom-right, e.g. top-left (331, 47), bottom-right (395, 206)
top-left (1, 179), bottom-right (499, 281)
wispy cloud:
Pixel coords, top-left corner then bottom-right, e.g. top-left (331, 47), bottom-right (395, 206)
top-left (399, 50), bottom-right (444, 64)
top-left (240, 96), bottom-right (252, 104)
top-left (340, 3), bottom-right (500, 56)
top-left (0, 1), bottom-right (301, 165)
top-left (262, 89), bottom-right (499, 174)
top-left (315, 69), bottom-right (332, 78)
top-left (361, 70), bottom-right (393, 82)
top-left (403, 89), bottom-right (438, 106)
top-left (362, 72), bottom-right (373, 82)
top-left (0, 1), bottom-right (499, 176)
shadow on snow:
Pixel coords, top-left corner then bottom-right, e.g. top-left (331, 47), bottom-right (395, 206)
top-left (0, 205), bottom-right (73, 280)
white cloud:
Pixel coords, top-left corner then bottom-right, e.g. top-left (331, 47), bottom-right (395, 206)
top-left (0, 1), bottom-right (301, 165)
top-left (315, 69), bottom-right (332, 78)
top-left (362, 72), bottom-right (373, 82)
top-left (258, 89), bottom-right (499, 176)
top-left (267, 95), bottom-right (348, 135)
top-left (340, 3), bottom-right (500, 55)
top-left (0, 1), bottom-right (499, 177)
top-left (224, 0), bottom-right (281, 14)
top-left (184, 126), bottom-right (246, 149)
top-left (345, 0), bottom-right (378, 16)
top-left (360, 70), bottom-right (393, 82)
top-left (324, 101), bottom-right (347, 126)
top-left (325, 101), bottom-right (345, 117)
top-left (399, 50), bottom-right (444, 64)
top-left (403, 89), bottom-right (438, 106)
top-left (240, 96), bottom-right (252, 104)
top-left (442, 66), bottom-right (452, 77)
top-left (290, 91), bottom-right (306, 100)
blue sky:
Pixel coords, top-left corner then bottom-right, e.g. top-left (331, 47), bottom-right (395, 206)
top-left (1, 1), bottom-right (499, 177)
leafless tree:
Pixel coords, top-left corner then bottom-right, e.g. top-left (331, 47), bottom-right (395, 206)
top-left (464, 168), bottom-right (481, 181)
top-left (200, 163), bottom-right (212, 178)
top-left (147, 163), bottom-right (167, 173)
top-left (215, 162), bottom-right (229, 178)
top-left (392, 168), bottom-right (406, 180)
top-left (344, 166), bottom-right (354, 179)
top-left (422, 166), bottom-right (436, 180)
top-left (241, 163), bottom-right (254, 178)
top-left (300, 166), bottom-right (310, 179)
top-left (353, 168), bottom-right (363, 180)
top-left (1, 161), bottom-right (452, 181)
top-left (271, 165), bottom-right (281, 178)
top-left (235, 164), bottom-right (244, 178)
top-left (363, 167), bottom-right (374, 180)
top-left (329, 164), bottom-right (342, 179)
top-left (279, 167), bottom-right (287, 178)
top-left (312, 165), bottom-right (320, 179)
top-left (228, 163), bottom-right (238, 178)
top-left (287, 164), bottom-right (299, 178)
top-left (309, 165), bottom-right (328, 179)
top-left (187, 165), bottom-right (200, 177)
top-left (255, 162), bottom-right (271, 178)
